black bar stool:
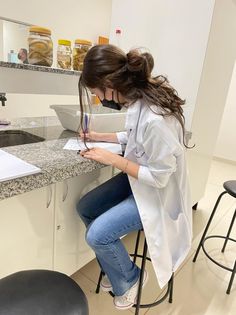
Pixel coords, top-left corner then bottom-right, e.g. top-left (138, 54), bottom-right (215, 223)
top-left (96, 229), bottom-right (174, 315)
top-left (193, 180), bottom-right (236, 294)
top-left (0, 270), bottom-right (89, 315)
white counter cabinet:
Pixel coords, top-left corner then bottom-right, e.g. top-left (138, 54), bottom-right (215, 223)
top-left (53, 166), bottom-right (112, 275)
top-left (0, 166), bottom-right (113, 279)
top-left (0, 185), bottom-right (55, 278)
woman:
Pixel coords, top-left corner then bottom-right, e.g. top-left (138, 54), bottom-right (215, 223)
top-left (76, 44), bottom-right (192, 310)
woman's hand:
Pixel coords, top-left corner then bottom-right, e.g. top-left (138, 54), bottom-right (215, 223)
top-left (80, 147), bottom-right (118, 166)
top-left (79, 131), bottom-right (102, 142)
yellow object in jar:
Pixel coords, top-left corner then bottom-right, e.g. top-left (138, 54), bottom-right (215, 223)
top-left (73, 39), bottom-right (92, 71)
top-left (57, 39), bottom-right (72, 70)
top-left (28, 26), bottom-right (53, 67)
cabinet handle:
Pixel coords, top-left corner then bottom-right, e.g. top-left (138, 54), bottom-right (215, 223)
top-left (62, 180), bottom-right (68, 202)
top-left (46, 185), bottom-right (52, 208)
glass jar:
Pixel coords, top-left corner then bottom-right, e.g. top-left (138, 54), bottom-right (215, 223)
top-left (28, 26), bottom-right (53, 67)
top-left (57, 39), bottom-right (72, 70)
top-left (73, 39), bottom-right (92, 71)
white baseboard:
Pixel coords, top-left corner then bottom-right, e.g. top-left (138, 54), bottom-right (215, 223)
top-left (213, 156), bottom-right (236, 166)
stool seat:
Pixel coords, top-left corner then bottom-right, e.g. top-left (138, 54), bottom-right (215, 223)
top-left (223, 180), bottom-right (236, 198)
top-left (0, 270), bottom-right (89, 315)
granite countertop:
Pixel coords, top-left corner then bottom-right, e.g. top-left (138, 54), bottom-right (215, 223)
top-left (0, 117), bottom-right (104, 201)
top-left (0, 116), bottom-right (192, 201)
top-left (0, 61), bottom-right (81, 76)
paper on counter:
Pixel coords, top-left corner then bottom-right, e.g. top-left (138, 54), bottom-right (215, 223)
top-left (0, 149), bottom-right (41, 182)
top-left (63, 138), bottom-right (122, 155)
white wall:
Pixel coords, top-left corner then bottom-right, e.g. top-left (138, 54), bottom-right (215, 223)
top-left (0, 0), bottom-right (112, 118)
top-left (214, 60), bottom-right (236, 162)
top-left (109, 0), bottom-right (215, 130)
top-left (0, 0), bottom-right (111, 44)
top-left (0, 21), bottom-right (3, 60)
top-left (187, 0), bottom-right (236, 203)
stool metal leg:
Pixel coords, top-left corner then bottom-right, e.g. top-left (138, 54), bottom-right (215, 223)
top-left (133, 230), bottom-right (141, 264)
top-left (222, 209), bottom-right (236, 253)
top-left (193, 191), bottom-right (227, 262)
top-left (226, 260), bottom-right (236, 295)
top-left (135, 237), bottom-right (148, 315)
top-left (96, 271), bottom-right (104, 294)
top-left (168, 273), bottom-right (174, 303)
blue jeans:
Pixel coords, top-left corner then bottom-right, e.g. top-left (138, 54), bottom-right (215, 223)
top-left (76, 172), bottom-right (143, 296)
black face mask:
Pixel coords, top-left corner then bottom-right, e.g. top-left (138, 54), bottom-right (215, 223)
top-left (100, 91), bottom-right (122, 111)
top-left (100, 99), bottom-right (122, 110)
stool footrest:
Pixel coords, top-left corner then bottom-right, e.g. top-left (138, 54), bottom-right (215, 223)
top-left (202, 235), bottom-right (236, 272)
top-left (107, 276), bottom-right (173, 308)
top-left (134, 276), bottom-right (173, 308)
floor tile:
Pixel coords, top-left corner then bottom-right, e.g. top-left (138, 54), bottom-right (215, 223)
top-left (207, 159), bottom-right (236, 187)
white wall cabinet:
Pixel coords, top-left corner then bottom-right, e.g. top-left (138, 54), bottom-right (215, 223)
top-left (53, 166), bottom-right (112, 275)
top-left (0, 185), bottom-right (55, 278)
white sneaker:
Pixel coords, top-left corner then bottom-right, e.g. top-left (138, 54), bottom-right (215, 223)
top-left (101, 274), bottom-right (113, 292)
top-left (113, 270), bottom-right (148, 310)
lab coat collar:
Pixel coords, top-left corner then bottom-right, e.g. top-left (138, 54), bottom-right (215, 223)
top-left (125, 99), bottom-right (142, 131)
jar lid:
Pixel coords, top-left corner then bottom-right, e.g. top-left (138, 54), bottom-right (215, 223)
top-left (75, 39), bottom-right (92, 45)
top-left (58, 39), bottom-right (71, 46)
top-left (29, 26), bottom-right (51, 35)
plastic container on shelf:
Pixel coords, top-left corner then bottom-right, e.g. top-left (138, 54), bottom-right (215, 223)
top-left (7, 50), bottom-right (18, 63)
top-left (50, 104), bottom-right (126, 133)
top-left (28, 26), bottom-right (53, 67)
top-left (57, 39), bottom-right (72, 70)
top-left (72, 39), bottom-right (92, 71)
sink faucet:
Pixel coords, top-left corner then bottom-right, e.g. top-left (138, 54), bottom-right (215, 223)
top-left (0, 93), bottom-right (7, 106)
top-left (0, 93), bottom-right (10, 125)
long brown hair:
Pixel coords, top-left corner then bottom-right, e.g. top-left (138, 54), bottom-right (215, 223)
top-left (79, 44), bottom-right (189, 147)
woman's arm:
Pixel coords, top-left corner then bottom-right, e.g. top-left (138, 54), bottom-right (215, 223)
top-left (112, 155), bottom-right (139, 179)
top-left (80, 131), bottom-right (119, 143)
top-left (80, 148), bottom-right (139, 179)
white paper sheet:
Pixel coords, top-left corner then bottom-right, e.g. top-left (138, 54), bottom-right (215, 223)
top-left (63, 139), bottom-right (122, 155)
top-left (0, 149), bottom-right (41, 182)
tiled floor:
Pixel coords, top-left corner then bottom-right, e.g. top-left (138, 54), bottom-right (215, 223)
top-left (71, 159), bottom-right (236, 315)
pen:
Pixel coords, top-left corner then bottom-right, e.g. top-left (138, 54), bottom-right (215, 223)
top-left (84, 113), bottom-right (89, 133)
top-left (82, 113), bottom-right (90, 151)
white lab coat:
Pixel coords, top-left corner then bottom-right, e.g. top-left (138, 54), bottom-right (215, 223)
top-left (116, 99), bottom-right (192, 288)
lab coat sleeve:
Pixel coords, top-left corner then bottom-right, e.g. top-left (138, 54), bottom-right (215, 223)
top-left (116, 131), bottom-right (128, 144)
top-left (138, 120), bottom-right (183, 188)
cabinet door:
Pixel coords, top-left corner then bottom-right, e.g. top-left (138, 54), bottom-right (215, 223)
top-left (0, 185), bottom-right (55, 279)
top-left (54, 166), bottom-right (112, 275)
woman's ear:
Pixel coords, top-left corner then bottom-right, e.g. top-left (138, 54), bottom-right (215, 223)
top-left (104, 87), bottom-right (114, 100)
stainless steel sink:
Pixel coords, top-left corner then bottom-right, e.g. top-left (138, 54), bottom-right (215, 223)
top-left (0, 130), bottom-right (45, 148)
